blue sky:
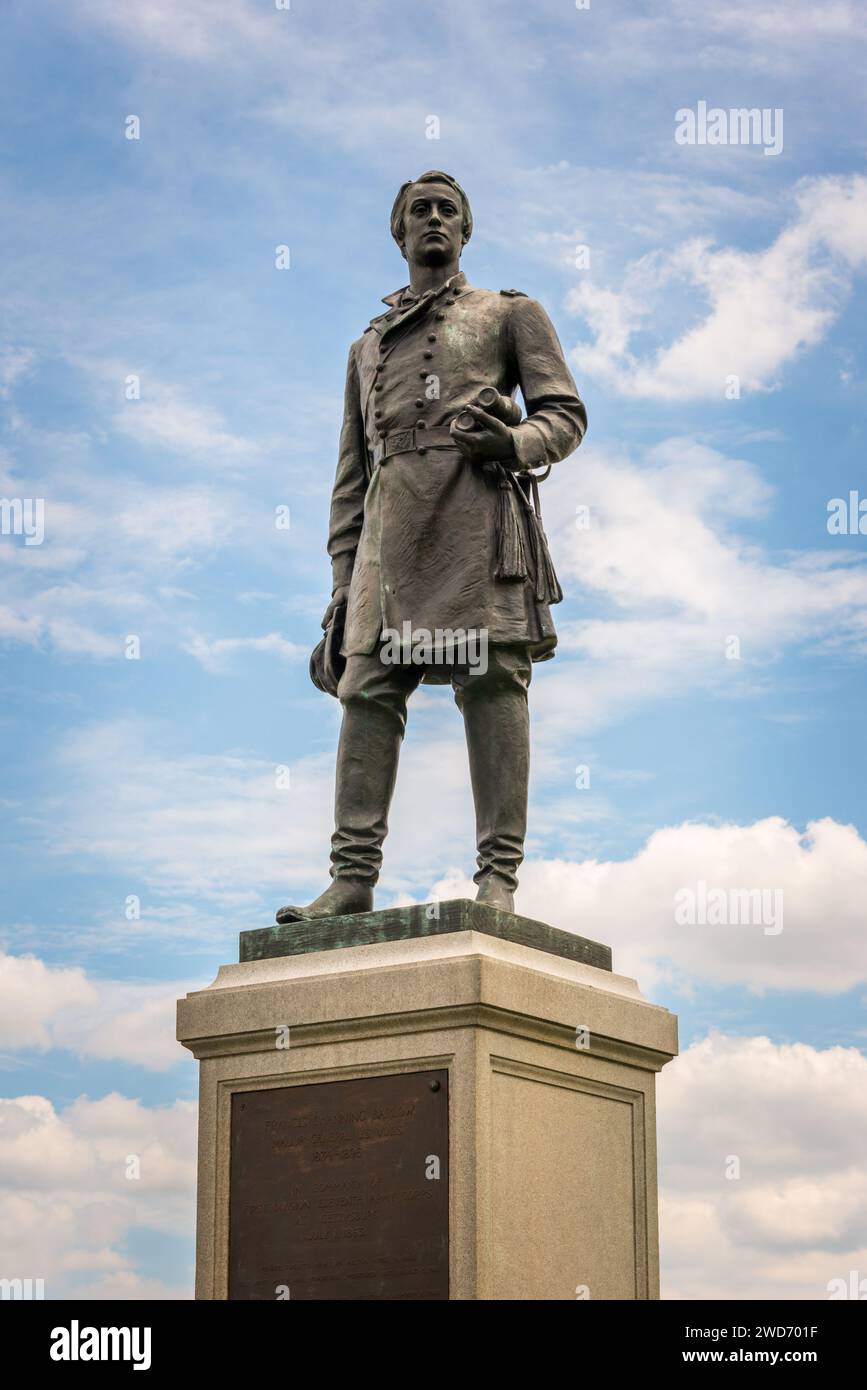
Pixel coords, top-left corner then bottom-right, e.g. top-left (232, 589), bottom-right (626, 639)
top-left (1, 0), bottom-right (866, 1299)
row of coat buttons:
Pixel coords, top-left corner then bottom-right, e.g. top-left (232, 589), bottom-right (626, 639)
top-left (372, 296), bottom-right (458, 446)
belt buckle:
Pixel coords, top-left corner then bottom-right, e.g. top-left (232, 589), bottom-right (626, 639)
top-left (385, 428), bottom-right (415, 458)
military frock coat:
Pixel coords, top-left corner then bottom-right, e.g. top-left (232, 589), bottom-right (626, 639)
top-left (328, 270), bottom-right (587, 667)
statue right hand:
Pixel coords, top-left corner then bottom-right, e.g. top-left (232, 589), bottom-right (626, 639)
top-left (322, 586), bottom-right (349, 629)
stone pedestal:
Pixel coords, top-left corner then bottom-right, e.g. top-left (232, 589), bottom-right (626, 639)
top-left (177, 900), bottom-right (677, 1300)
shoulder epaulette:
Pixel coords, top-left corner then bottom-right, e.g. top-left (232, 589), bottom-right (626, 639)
top-left (500, 288), bottom-right (528, 298)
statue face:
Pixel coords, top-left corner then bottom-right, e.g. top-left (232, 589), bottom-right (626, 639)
top-left (400, 181), bottom-right (464, 266)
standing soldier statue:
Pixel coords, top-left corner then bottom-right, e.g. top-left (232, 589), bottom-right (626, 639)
top-left (277, 171), bottom-right (586, 922)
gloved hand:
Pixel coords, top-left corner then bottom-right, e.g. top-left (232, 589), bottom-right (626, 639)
top-left (322, 585), bottom-right (349, 629)
top-left (449, 405), bottom-right (518, 464)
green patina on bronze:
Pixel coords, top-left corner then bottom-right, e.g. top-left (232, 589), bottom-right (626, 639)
top-left (241, 899), bottom-right (611, 971)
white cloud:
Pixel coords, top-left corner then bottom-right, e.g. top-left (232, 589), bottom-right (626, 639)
top-left (0, 955), bottom-right (94, 1050)
top-left (0, 604), bottom-right (45, 648)
top-left (112, 390), bottom-right (258, 465)
top-left (518, 435), bottom-right (867, 749)
top-left (675, 0), bottom-right (864, 43)
top-left (483, 161), bottom-right (776, 273)
top-left (552, 0), bottom-right (867, 83)
top-left (515, 816), bottom-right (867, 994)
top-left (0, 347), bottom-right (36, 396)
top-left (659, 1034), bottom-right (867, 1299)
top-left (184, 631), bottom-right (306, 672)
top-left (568, 175), bottom-right (867, 399)
top-left (73, 0), bottom-right (277, 63)
top-left (112, 486), bottom-right (240, 558)
top-left (73, 987), bottom-right (183, 1070)
top-left (0, 953), bottom-right (188, 1070)
top-left (0, 467), bottom-right (244, 658)
top-left (0, 1092), bottom-right (195, 1298)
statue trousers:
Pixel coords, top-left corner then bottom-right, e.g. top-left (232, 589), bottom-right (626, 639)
top-left (331, 643), bottom-right (532, 892)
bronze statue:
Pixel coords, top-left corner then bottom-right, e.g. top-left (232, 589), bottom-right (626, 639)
top-left (278, 171), bottom-right (587, 922)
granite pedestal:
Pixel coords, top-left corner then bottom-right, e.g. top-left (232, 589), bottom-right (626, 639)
top-left (177, 900), bottom-right (677, 1300)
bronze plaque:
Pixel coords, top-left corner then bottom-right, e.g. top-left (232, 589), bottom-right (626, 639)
top-left (228, 1070), bottom-right (449, 1300)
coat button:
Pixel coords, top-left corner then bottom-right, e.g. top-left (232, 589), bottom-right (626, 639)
top-left (418, 370), bottom-right (428, 379)
top-left (417, 446), bottom-right (427, 455)
top-left (374, 383), bottom-right (382, 391)
top-left (427, 334), bottom-right (436, 342)
top-left (416, 420), bottom-right (427, 429)
top-left (415, 398), bottom-right (424, 408)
top-left (423, 350), bottom-right (433, 359)
top-left (435, 312), bottom-right (445, 321)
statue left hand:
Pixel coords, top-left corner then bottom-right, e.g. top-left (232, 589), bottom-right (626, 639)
top-left (450, 405), bottom-right (518, 464)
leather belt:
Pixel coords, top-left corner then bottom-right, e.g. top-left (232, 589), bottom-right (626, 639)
top-left (373, 426), bottom-right (457, 465)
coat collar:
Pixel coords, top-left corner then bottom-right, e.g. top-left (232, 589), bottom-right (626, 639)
top-left (370, 271), bottom-right (469, 331)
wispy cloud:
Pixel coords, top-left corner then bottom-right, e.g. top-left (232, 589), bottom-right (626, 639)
top-left (184, 631), bottom-right (305, 672)
top-left (0, 346), bottom-right (36, 397)
top-left (111, 389), bottom-right (259, 465)
top-left (520, 434), bottom-right (867, 754)
top-left (568, 175), bottom-right (867, 399)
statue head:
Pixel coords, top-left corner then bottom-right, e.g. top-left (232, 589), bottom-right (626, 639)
top-left (390, 171), bottom-right (472, 267)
